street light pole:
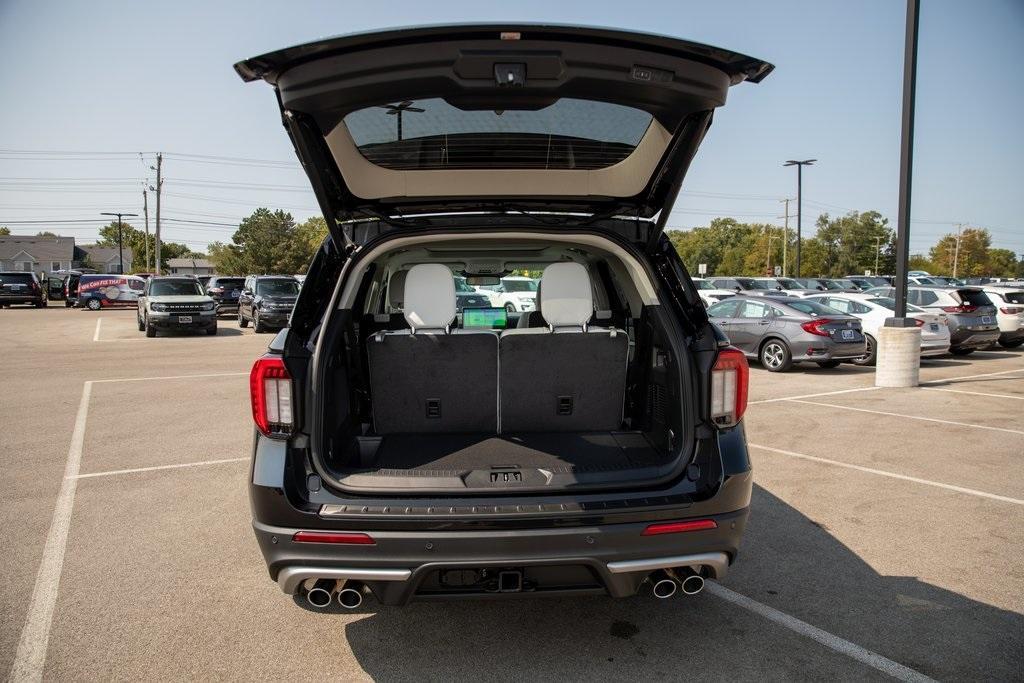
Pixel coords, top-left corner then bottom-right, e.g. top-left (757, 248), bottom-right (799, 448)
top-left (783, 160), bottom-right (816, 276)
top-left (100, 212), bottom-right (138, 274)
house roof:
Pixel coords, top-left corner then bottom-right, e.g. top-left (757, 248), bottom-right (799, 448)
top-left (0, 235), bottom-right (75, 262)
top-left (78, 244), bottom-right (134, 264)
top-left (167, 258), bottom-right (213, 268)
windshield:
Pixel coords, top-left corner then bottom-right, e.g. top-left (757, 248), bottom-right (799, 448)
top-left (150, 280), bottom-right (202, 296)
top-left (739, 278), bottom-right (772, 290)
top-left (257, 279), bottom-right (300, 296)
top-left (502, 279), bottom-right (538, 293)
top-left (776, 278), bottom-right (805, 289)
top-left (694, 280), bottom-right (714, 290)
top-left (343, 97), bottom-right (654, 171)
top-left (786, 300), bottom-right (845, 317)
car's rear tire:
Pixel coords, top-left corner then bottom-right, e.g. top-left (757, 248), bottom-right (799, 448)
top-left (950, 347), bottom-right (975, 356)
top-left (86, 298), bottom-right (101, 311)
top-left (998, 338), bottom-right (1024, 349)
top-left (760, 339), bottom-right (793, 372)
top-left (253, 311), bottom-right (267, 333)
top-left (144, 314), bottom-right (156, 338)
top-left (851, 334), bottom-right (876, 366)
top-left (816, 360), bottom-right (841, 368)
top-left (238, 310), bottom-right (249, 328)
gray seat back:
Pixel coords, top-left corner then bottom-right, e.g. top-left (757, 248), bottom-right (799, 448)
top-left (500, 263), bottom-right (628, 432)
top-left (368, 264), bottom-right (498, 434)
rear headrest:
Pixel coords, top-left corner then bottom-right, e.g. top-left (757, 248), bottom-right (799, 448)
top-left (403, 264), bottom-right (455, 332)
top-left (541, 262), bottom-right (593, 328)
top-left (387, 269), bottom-right (407, 311)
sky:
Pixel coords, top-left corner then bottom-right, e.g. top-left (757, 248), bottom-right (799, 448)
top-left (0, 0), bottom-right (1021, 257)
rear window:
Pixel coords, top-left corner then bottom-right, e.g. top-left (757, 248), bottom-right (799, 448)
top-left (213, 278), bottom-right (244, 289)
top-left (786, 300), bottom-right (843, 317)
top-left (150, 280), bottom-right (202, 296)
top-left (343, 98), bottom-right (653, 171)
top-left (957, 289), bottom-right (993, 307)
top-left (1003, 292), bottom-right (1024, 304)
top-left (0, 273), bottom-right (34, 285)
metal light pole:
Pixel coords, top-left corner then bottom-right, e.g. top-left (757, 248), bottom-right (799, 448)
top-left (100, 212), bottom-right (138, 274)
top-left (889, 0), bottom-right (920, 326)
top-left (783, 160), bottom-right (816, 276)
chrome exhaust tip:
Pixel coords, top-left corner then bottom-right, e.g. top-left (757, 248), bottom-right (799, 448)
top-left (337, 584), bottom-right (364, 609)
top-left (680, 573), bottom-right (705, 595)
top-left (305, 579), bottom-right (335, 608)
top-left (651, 571), bottom-right (678, 599)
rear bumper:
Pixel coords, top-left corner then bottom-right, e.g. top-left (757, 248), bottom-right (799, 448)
top-left (0, 295), bottom-right (44, 305)
top-left (253, 508), bottom-right (747, 604)
top-left (920, 340), bottom-right (951, 356)
top-left (949, 329), bottom-right (1000, 348)
top-left (792, 341), bottom-right (866, 362)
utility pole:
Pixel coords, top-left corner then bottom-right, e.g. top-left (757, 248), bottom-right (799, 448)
top-left (952, 223), bottom-right (963, 278)
top-left (779, 198), bottom-right (792, 277)
top-left (784, 160), bottom-right (816, 276)
top-left (150, 153), bottom-right (163, 274)
top-left (100, 212), bottom-right (139, 274)
top-left (874, 236), bottom-right (884, 276)
top-left (142, 189), bottom-right (150, 271)
top-left (765, 232), bottom-right (779, 276)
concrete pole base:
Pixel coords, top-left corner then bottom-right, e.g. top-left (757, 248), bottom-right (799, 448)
top-left (874, 326), bottom-right (922, 387)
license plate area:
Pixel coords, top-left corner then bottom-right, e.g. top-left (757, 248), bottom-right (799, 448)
top-left (929, 323), bottom-right (940, 331)
top-left (178, 315), bottom-right (192, 323)
top-left (840, 329), bottom-right (855, 341)
top-left (981, 316), bottom-right (993, 324)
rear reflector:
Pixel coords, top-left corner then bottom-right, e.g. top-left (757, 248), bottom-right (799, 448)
top-left (710, 347), bottom-right (748, 428)
top-left (250, 356), bottom-right (293, 437)
top-left (642, 519), bottom-right (718, 536)
top-left (292, 531), bottom-right (375, 545)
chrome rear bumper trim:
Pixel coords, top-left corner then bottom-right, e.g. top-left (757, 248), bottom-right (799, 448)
top-left (606, 551), bottom-right (730, 579)
top-left (278, 566), bottom-right (412, 594)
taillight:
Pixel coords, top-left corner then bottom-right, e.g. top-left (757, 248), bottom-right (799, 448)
top-left (642, 519), bottom-right (718, 536)
top-left (800, 318), bottom-right (833, 336)
top-left (710, 347), bottom-right (748, 428)
top-left (912, 318), bottom-right (925, 327)
top-left (208, 287), bottom-right (223, 293)
top-left (250, 356), bottom-right (292, 437)
top-left (941, 305), bottom-right (976, 313)
top-left (292, 531), bottom-right (375, 545)
top-left (1001, 307), bottom-right (1022, 315)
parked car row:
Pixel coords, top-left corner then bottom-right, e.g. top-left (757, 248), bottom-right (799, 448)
top-left (698, 281), bottom-right (1023, 371)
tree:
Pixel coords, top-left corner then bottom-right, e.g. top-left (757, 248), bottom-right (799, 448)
top-left (0, 226), bottom-right (10, 235)
top-left (813, 211), bottom-right (895, 277)
top-left (987, 249), bottom-right (1019, 278)
top-left (96, 221), bottom-right (196, 273)
top-left (929, 227), bottom-right (990, 277)
top-left (908, 254), bottom-right (934, 273)
top-left (207, 208), bottom-right (320, 275)
top-left (36, 231), bottom-right (58, 237)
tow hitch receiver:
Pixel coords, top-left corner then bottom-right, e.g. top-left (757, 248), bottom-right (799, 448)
top-left (498, 570), bottom-right (523, 593)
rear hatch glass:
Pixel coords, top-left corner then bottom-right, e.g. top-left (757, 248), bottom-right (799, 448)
top-left (346, 98), bottom-right (652, 170)
top-left (956, 289), bottom-right (995, 312)
top-left (1001, 291), bottom-right (1024, 304)
top-left (1, 273), bottom-right (35, 288)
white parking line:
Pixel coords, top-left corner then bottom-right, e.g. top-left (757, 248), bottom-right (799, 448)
top-left (71, 457), bottom-right (248, 480)
top-left (92, 318), bottom-right (101, 342)
top-left (750, 386), bottom-right (880, 405)
top-left (91, 371), bottom-right (248, 384)
top-left (707, 583), bottom-right (936, 683)
top-left (785, 399), bottom-right (1024, 436)
top-left (920, 367), bottom-right (1024, 385)
top-left (921, 387), bottom-right (1024, 401)
top-left (10, 382), bottom-right (92, 683)
top-left (749, 444), bottom-right (1024, 506)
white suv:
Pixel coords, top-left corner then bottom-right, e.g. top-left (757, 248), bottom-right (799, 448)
top-left (980, 286), bottom-right (1024, 348)
top-left (485, 276), bottom-right (539, 313)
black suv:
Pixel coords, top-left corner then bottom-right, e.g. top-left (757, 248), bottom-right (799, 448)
top-left (238, 275), bottom-right (300, 333)
top-left (205, 276), bottom-right (246, 314)
top-left (237, 25), bottom-right (768, 609)
top-left (0, 272), bottom-right (46, 308)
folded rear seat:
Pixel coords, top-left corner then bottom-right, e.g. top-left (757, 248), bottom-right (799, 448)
top-left (499, 263), bottom-right (629, 432)
top-left (367, 264), bottom-right (499, 434)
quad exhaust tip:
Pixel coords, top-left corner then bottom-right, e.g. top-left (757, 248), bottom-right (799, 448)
top-left (305, 579), bottom-right (336, 608)
top-left (680, 573), bottom-right (705, 595)
top-left (650, 570), bottom-right (678, 599)
top-left (337, 585), bottom-right (363, 609)
top-left (650, 567), bottom-right (706, 598)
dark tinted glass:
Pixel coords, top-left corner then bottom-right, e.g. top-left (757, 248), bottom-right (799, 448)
top-left (957, 289), bottom-right (993, 307)
top-left (0, 273), bottom-right (34, 285)
top-left (344, 98), bottom-right (653, 171)
top-left (786, 300), bottom-right (844, 316)
top-left (1003, 292), bottom-right (1024, 304)
top-left (213, 278), bottom-right (244, 289)
top-left (257, 279), bottom-right (299, 296)
top-left (150, 280), bottom-right (202, 296)
top-left (502, 279), bottom-right (538, 293)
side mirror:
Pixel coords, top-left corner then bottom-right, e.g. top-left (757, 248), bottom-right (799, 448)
top-left (734, 286), bottom-right (742, 292)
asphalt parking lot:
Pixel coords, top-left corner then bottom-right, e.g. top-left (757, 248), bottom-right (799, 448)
top-left (2, 303), bottom-right (1022, 681)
